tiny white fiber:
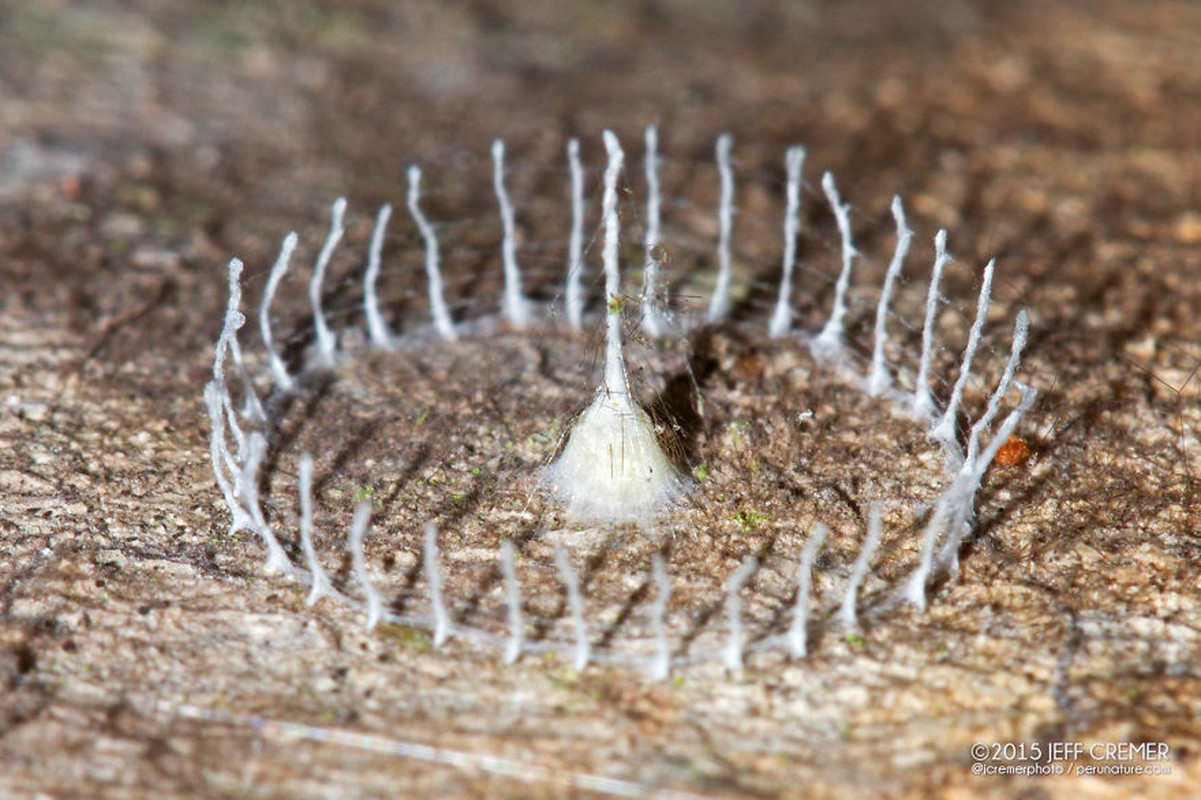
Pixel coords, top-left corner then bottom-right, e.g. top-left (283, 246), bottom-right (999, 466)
top-left (565, 138), bottom-right (586, 331)
top-left (221, 258), bottom-right (265, 425)
top-left (425, 521), bottom-right (451, 647)
top-left (240, 433), bottom-right (291, 575)
top-left (724, 556), bottom-right (757, 673)
top-left (492, 139), bottom-right (530, 328)
top-left (913, 230), bottom-right (951, 419)
top-left (932, 259), bottom-right (996, 446)
top-left (348, 500), bottom-right (382, 629)
top-left (641, 125), bottom-right (665, 337)
top-left (813, 172), bottom-right (858, 357)
top-left (297, 453), bottom-right (333, 607)
top-left (839, 504), bottom-right (883, 633)
top-left (260, 232), bottom-right (298, 391)
top-left (408, 165), bottom-right (458, 341)
top-left (706, 132), bottom-right (735, 323)
top-left (789, 522), bottom-right (827, 659)
top-left (500, 538), bottom-right (523, 665)
top-left (363, 204), bottom-right (395, 348)
top-left (554, 546), bottom-right (590, 673)
top-left (962, 310), bottom-right (1030, 471)
top-left (203, 381), bottom-right (252, 537)
top-left (770, 145), bottom-right (806, 338)
top-left (649, 554), bottom-right (672, 681)
top-left (868, 197), bottom-right (913, 396)
top-left (904, 495), bottom-right (951, 611)
top-left (309, 197), bottom-right (346, 367)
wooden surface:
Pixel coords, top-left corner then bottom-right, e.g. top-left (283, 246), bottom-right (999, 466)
top-left (1, 1), bottom-right (1198, 797)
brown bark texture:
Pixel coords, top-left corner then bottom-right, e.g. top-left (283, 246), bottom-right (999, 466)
top-left (1, 1), bottom-right (1199, 798)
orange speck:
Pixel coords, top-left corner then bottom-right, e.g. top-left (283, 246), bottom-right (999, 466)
top-left (994, 435), bottom-right (1031, 467)
top-left (60, 175), bottom-right (82, 199)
